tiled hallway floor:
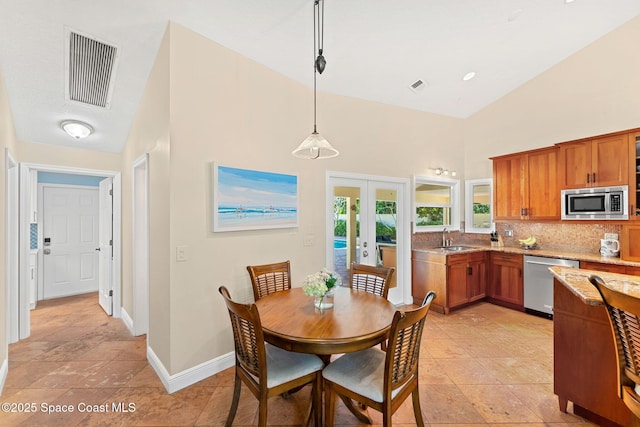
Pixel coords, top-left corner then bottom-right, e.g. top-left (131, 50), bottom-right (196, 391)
top-left (2, 292), bottom-right (598, 426)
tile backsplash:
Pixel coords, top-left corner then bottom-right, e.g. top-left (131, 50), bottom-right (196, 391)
top-left (412, 222), bottom-right (622, 256)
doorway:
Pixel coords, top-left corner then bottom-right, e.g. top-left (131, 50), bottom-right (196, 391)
top-left (16, 163), bottom-right (121, 340)
top-left (326, 172), bottom-right (411, 305)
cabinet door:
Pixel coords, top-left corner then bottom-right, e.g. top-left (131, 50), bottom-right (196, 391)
top-left (592, 133), bottom-right (628, 187)
top-left (629, 131), bottom-right (640, 220)
top-left (527, 147), bottom-right (560, 220)
top-left (558, 141), bottom-right (591, 189)
top-left (493, 154), bottom-right (526, 220)
top-left (489, 253), bottom-right (523, 307)
top-left (447, 255), bottom-right (469, 308)
top-left (468, 256), bottom-right (486, 302)
top-left (622, 225), bottom-right (640, 263)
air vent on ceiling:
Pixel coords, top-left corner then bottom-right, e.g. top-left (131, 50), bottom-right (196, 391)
top-left (65, 29), bottom-right (119, 108)
top-left (409, 79), bottom-right (427, 94)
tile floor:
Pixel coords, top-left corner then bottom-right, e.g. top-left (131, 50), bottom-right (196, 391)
top-left (1, 292), bottom-right (598, 426)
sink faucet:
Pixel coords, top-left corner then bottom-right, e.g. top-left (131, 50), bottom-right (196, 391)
top-left (442, 227), bottom-right (450, 247)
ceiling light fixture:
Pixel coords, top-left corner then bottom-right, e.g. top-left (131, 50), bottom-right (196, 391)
top-left (60, 120), bottom-right (93, 139)
top-left (462, 72), bottom-right (476, 81)
top-left (292, 0), bottom-right (339, 160)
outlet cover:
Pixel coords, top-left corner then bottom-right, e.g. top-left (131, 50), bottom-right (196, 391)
top-left (504, 230), bottom-right (513, 237)
top-left (604, 233), bottom-right (619, 240)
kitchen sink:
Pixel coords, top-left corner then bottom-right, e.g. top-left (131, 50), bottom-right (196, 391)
top-left (435, 245), bottom-right (474, 251)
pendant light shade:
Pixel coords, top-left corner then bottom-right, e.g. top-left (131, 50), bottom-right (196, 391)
top-left (292, 0), bottom-right (339, 160)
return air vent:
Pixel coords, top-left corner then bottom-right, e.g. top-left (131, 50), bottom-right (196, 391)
top-left (408, 79), bottom-right (427, 94)
top-left (65, 29), bottom-right (119, 108)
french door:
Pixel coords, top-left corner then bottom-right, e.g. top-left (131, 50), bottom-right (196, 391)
top-left (326, 173), bottom-right (410, 305)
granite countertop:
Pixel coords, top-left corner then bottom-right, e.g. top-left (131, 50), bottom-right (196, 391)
top-left (549, 266), bottom-right (640, 306)
top-left (411, 243), bottom-right (640, 267)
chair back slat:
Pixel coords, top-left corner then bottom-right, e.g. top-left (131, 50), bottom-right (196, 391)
top-left (247, 261), bottom-right (292, 300)
top-left (350, 263), bottom-right (394, 299)
top-left (219, 286), bottom-right (266, 380)
top-left (385, 290), bottom-right (435, 393)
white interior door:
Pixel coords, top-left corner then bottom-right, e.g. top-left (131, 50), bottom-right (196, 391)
top-left (98, 178), bottom-right (113, 315)
top-left (42, 185), bottom-right (100, 299)
top-left (327, 173), bottom-right (409, 305)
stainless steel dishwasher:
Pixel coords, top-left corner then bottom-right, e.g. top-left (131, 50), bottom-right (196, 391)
top-left (523, 255), bottom-right (579, 319)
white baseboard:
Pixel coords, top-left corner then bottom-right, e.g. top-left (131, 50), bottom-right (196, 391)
top-left (147, 346), bottom-right (234, 394)
top-left (0, 357), bottom-right (8, 395)
top-left (121, 307), bottom-right (134, 335)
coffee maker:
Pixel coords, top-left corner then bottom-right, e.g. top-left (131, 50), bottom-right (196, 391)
top-left (600, 233), bottom-right (620, 257)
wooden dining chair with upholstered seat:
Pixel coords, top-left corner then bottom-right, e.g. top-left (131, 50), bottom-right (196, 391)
top-left (589, 275), bottom-right (640, 425)
top-left (322, 291), bottom-right (436, 427)
top-left (247, 260), bottom-right (292, 301)
top-left (349, 262), bottom-right (394, 299)
top-left (218, 286), bottom-right (323, 427)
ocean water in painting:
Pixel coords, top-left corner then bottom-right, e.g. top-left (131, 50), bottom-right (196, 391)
top-left (215, 166), bottom-right (298, 230)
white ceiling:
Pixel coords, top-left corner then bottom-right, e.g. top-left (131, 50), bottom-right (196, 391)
top-left (0, 0), bottom-right (639, 153)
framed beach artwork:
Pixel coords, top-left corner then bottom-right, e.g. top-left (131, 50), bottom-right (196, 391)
top-left (212, 164), bottom-right (299, 232)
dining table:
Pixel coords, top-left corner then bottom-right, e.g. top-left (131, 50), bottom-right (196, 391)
top-left (255, 285), bottom-right (396, 424)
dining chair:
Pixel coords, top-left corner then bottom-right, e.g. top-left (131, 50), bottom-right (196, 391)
top-left (247, 260), bottom-right (292, 301)
top-left (589, 275), bottom-right (640, 425)
top-left (322, 291), bottom-right (436, 427)
top-left (349, 262), bottom-right (394, 299)
top-left (218, 286), bottom-right (323, 427)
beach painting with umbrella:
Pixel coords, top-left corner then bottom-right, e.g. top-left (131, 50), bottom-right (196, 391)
top-left (212, 164), bottom-right (298, 232)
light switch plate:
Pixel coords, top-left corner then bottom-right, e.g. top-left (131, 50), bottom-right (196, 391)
top-left (604, 233), bottom-right (619, 240)
top-left (176, 245), bottom-right (188, 262)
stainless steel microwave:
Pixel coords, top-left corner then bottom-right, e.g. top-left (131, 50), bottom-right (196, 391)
top-left (561, 185), bottom-right (628, 220)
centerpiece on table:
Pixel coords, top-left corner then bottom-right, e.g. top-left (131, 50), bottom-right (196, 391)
top-left (302, 268), bottom-right (341, 310)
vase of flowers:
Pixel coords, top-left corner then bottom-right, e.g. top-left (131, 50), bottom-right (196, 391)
top-left (302, 268), bottom-right (341, 310)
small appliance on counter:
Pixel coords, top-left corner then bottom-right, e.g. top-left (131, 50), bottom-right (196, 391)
top-left (600, 233), bottom-right (620, 257)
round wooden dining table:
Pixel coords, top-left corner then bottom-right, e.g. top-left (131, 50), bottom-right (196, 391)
top-left (255, 285), bottom-right (396, 355)
top-left (255, 285), bottom-right (396, 425)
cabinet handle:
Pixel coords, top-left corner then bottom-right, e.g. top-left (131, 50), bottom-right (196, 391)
top-left (586, 173), bottom-right (590, 184)
top-left (592, 172), bottom-right (596, 183)
top-left (467, 266), bottom-right (472, 275)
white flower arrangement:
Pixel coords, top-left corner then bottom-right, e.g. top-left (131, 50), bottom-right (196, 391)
top-left (302, 268), bottom-right (340, 298)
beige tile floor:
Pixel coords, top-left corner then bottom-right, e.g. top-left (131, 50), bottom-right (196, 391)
top-left (2, 292), bottom-right (598, 426)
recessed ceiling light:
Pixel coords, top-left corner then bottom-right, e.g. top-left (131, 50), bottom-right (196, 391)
top-left (61, 120), bottom-right (93, 139)
top-left (565, 0), bottom-right (576, 3)
top-left (462, 72), bottom-right (476, 81)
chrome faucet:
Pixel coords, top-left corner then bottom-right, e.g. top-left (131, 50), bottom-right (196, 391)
top-left (442, 227), bottom-right (450, 247)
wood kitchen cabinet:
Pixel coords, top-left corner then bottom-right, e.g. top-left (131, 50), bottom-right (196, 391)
top-left (629, 130), bottom-right (640, 220)
top-left (492, 147), bottom-right (559, 221)
top-left (411, 250), bottom-right (486, 314)
top-left (580, 260), bottom-right (629, 274)
top-left (487, 252), bottom-right (524, 311)
top-left (557, 132), bottom-right (628, 189)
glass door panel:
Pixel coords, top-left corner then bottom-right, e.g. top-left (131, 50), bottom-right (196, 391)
top-left (332, 184), bottom-right (364, 284)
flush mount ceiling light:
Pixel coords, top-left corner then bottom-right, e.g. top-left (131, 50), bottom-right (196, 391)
top-left (61, 120), bottom-right (93, 139)
top-left (292, 0), bottom-right (339, 160)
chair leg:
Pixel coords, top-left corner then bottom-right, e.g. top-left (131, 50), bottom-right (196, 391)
top-left (225, 374), bottom-right (242, 427)
top-left (313, 373), bottom-right (322, 427)
top-left (258, 396), bottom-right (268, 427)
top-left (324, 382), bottom-right (336, 427)
top-left (412, 387), bottom-right (425, 427)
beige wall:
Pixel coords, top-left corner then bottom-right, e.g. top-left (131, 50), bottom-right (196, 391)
top-left (464, 15), bottom-right (640, 180)
top-left (121, 25), bottom-right (171, 367)
top-left (0, 67), bottom-right (18, 373)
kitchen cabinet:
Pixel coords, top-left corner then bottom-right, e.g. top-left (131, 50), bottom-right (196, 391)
top-left (557, 133), bottom-right (628, 189)
top-left (579, 260), bottom-right (628, 274)
top-left (411, 250), bottom-right (486, 314)
top-left (487, 252), bottom-right (524, 310)
top-left (629, 131), bottom-right (640, 220)
top-left (553, 278), bottom-right (632, 427)
top-left (621, 224), bottom-right (640, 263)
top-left (492, 147), bottom-right (559, 221)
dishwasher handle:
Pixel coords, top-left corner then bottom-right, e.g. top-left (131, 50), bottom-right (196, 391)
top-left (525, 260), bottom-right (576, 267)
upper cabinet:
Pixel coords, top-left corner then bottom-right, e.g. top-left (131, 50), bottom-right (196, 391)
top-left (492, 146), bottom-right (560, 221)
top-left (630, 131), bottom-right (640, 220)
top-left (557, 133), bottom-right (629, 189)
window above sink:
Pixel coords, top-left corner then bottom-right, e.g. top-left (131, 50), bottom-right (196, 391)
top-left (413, 175), bottom-right (460, 233)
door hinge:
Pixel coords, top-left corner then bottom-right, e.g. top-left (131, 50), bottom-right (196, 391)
top-left (109, 188), bottom-right (113, 196)
top-left (109, 239), bottom-right (113, 246)
top-left (109, 290), bottom-right (113, 297)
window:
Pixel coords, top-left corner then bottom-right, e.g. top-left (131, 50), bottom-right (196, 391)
top-left (465, 179), bottom-right (493, 234)
top-left (413, 176), bottom-right (460, 232)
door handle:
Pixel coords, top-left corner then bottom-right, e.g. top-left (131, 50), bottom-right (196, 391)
top-left (362, 250), bottom-right (369, 257)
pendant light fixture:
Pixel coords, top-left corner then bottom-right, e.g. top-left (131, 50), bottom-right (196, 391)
top-left (292, 0), bottom-right (339, 159)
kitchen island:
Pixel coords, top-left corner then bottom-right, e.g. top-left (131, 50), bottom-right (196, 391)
top-left (549, 266), bottom-right (639, 427)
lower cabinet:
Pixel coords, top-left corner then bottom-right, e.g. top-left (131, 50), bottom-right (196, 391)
top-left (580, 260), bottom-right (638, 275)
top-left (411, 250), bottom-right (486, 314)
top-left (487, 252), bottom-right (524, 311)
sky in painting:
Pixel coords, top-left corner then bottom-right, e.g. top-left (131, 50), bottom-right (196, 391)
top-left (217, 166), bottom-right (297, 209)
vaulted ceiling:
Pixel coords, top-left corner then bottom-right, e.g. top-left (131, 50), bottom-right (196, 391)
top-left (1, 0), bottom-right (638, 153)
